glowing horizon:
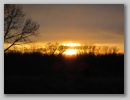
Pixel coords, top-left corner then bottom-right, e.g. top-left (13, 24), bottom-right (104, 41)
top-left (4, 4), bottom-right (124, 54)
top-left (62, 42), bottom-right (81, 47)
top-left (4, 41), bottom-right (124, 55)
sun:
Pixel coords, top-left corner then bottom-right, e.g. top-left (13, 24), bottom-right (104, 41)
top-left (63, 49), bottom-right (78, 56)
top-left (62, 42), bottom-right (81, 56)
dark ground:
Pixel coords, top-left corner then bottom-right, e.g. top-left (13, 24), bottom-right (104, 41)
top-left (4, 52), bottom-right (124, 94)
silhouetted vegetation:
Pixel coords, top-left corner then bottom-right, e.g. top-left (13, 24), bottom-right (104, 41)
top-left (5, 42), bottom-right (120, 55)
top-left (4, 52), bottom-right (124, 94)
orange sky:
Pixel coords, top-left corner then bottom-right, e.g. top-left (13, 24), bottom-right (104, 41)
top-left (21, 4), bottom-right (124, 53)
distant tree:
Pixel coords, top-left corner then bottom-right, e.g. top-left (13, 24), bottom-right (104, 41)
top-left (44, 43), bottom-right (68, 55)
top-left (4, 4), bottom-right (40, 52)
top-left (58, 45), bottom-right (68, 55)
top-left (45, 43), bottom-right (58, 55)
top-left (101, 46), bottom-right (109, 54)
top-left (108, 46), bottom-right (119, 54)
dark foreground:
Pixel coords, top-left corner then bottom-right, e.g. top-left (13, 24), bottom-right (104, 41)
top-left (4, 52), bottom-right (124, 94)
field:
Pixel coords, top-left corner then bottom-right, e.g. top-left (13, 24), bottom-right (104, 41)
top-left (4, 52), bottom-right (124, 94)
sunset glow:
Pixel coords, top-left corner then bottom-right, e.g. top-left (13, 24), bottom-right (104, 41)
top-left (4, 4), bottom-right (124, 54)
top-left (62, 42), bottom-right (81, 47)
top-left (4, 4), bottom-right (124, 94)
top-left (62, 42), bottom-right (80, 56)
top-left (63, 49), bottom-right (78, 56)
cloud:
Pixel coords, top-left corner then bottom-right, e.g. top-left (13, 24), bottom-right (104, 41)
top-left (22, 4), bottom-right (124, 52)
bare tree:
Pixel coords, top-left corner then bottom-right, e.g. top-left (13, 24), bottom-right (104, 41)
top-left (45, 43), bottom-right (58, 55)
top-left (58, 45), bottom-right (68, 55)
top-left (4, 4), bottom-right (40, 52)
top-left (108, 46), bottom-right (119, 54)
top-left (45, 43), bottom-right (67, 55)
top-left (101, 46), bottom-right (109, 54)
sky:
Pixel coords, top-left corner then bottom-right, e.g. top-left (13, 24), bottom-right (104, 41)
top-left (22, 4), bottom-right (124, 52)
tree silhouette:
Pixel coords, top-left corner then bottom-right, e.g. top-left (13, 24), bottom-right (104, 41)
top-left (44, 43), bottom-right (68, 55)
top-left (4, 4), bottom-right (40, 52)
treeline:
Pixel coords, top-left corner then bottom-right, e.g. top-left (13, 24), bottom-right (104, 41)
top-left (4, 52), bottom-right (124, 78)
top-left (5, 42), bottom-right (120, 55)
